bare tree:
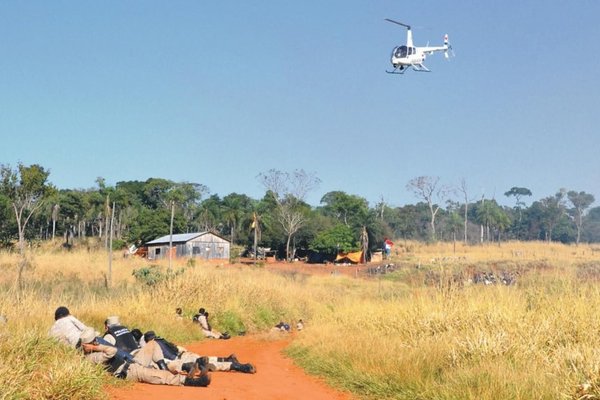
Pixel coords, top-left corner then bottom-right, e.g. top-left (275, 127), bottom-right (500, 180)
top-left (377, 195), bottom-right (386, 220)
top-left (258, 169), bottom-right (320, 261)
top-left (406, 176), bottom-right (447, 241)
top-left (457, 179), bottom-right (470, 244)
top-left (567, 190), bottom-right (595, 245)
top-left (0, 163), bottom-right (52, 290)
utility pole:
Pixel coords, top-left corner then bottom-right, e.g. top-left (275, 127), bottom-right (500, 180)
top-left (252, 213), bottom-right (258, 263)
top-left (104, 194), bottom-right (110, 250)
top-left (480, 194), bottom-right (485, 244)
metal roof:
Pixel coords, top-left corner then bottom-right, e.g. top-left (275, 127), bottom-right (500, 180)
top-left (146, 232), bottom-right (208, 245)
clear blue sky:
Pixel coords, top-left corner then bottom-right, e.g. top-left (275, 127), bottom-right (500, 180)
top-left (1, 1), bottom-right (599, 207)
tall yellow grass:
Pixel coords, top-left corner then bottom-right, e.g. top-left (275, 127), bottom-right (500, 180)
top-left (1, 240), bottom-right (600, 399)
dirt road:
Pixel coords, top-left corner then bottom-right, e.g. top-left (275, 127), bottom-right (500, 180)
top-left (108, 334), bottom-right (354, 400)
top-left (109, 260), bottom-right (369, 399)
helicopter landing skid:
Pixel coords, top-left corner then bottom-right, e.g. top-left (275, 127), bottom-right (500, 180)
top-left (386, 68), bottom-right (405, 74)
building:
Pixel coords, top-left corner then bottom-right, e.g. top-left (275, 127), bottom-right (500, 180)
top-left (145, 232), bottom-right (230, 261)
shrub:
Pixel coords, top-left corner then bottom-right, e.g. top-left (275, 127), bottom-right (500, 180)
top-left (132, 265), bottom-right (164, 286)
top-left (218, 310), bottom-right (246, 335)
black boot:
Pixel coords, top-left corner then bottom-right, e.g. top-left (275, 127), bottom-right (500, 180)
top-left (156, 359), bottom-right (169, 371)
top-left (181, 362), bottom-right (194, 373)
top-left (183, 373), bottom-right (211, 387)
top-left (195, 356), bottom-right (209, 368)
top-left (219, 353), bottom-right (238, 363)
top-left (230, 362), bottom-right (256, 374)
top-left (196, 356), bottom-right (215, 371)
top-left (184, 363), bottom-right (208, 379)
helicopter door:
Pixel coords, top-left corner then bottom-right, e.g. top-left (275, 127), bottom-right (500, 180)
top-left (394, 46), bottom-right (408, 58)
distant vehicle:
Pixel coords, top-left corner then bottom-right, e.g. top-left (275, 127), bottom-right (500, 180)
top-left (385, 19), bottom-right (452, 74)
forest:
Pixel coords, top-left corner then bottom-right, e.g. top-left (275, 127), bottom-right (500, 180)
top-left (1, 163), bottom-right (598, 260)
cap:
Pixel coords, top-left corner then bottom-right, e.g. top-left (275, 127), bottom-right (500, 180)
top-left (106, 316), bottom-right (120, 326)
top-left (130, 328), bottom-right (143, 342)
top-left (143, 331), bottom-right (156, 342)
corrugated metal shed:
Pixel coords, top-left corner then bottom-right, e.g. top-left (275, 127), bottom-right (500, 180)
top-left (146, 233), bottom-right (206, 245)
top-left (145, 231), bottom-right (230, 261)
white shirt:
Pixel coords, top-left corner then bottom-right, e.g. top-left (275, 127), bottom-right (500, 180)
top-left (48, 315), bottom-right (89, 347)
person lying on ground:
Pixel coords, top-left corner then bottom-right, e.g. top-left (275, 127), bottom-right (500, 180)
top-left (102, 315), bottom-right (170, 371)
top-left (78, 327), bottom-right (211, 387)
top-left (192, 308), bottom-right (230, 340)
top-left (272, 321), bottom-right (291, 333)
top-left (142, 330), bottom-right (256, 374)
top-left (49, 306), bottom-right (96, 348)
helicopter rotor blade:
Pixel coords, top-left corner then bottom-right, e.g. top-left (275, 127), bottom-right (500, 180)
top-left (384, 19), bottom-right (411, 30)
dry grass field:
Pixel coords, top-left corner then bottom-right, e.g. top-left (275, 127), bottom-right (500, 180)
top-left (1, 239), bottom-right (600, 399)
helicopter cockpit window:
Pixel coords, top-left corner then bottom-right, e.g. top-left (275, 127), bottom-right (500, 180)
top-left (395, 46), bottom-right (408, 58)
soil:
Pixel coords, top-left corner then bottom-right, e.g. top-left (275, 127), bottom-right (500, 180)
top-left (108, 260), bottom-right (368, 400)
top-left (107, 334), bottom-right (354, 400)
top-left (237, 258), bottom-right (378, 279)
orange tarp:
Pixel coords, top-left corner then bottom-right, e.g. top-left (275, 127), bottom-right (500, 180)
top-left (335, 251), bottom-right (364, 264)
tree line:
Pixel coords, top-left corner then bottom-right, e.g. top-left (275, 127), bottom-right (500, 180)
top-left (1, 163), bottom-right (598, 263)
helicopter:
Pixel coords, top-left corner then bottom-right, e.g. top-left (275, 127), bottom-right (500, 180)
top-left (385, 19), bottom-right (452, 74)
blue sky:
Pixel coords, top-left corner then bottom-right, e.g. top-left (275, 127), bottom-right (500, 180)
top-left (1, 1), bottom-right (599, 208)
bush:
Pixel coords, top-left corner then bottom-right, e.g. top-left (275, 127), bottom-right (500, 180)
top-left (132, 265), bottom-right (165, 286)
top-left (218, 310), bottom-right (246, 335)
top-left (229, 245), bottom-right (243, 263)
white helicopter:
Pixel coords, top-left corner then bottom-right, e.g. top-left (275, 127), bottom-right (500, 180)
top-left (385, 19), bottom-right (452, 74)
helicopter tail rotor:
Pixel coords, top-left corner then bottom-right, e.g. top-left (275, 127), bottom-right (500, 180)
top-left (443, 34), bottom-right (454, 59)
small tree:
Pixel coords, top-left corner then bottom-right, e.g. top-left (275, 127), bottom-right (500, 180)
top-left (0, 163), bottom-right (52, 289)
top-left (539, 190), bottom-right (567, 242)
top-left (444, 200), bottom-right (464, 249)
top-left (504, 186), bottom-right (532, 239)
top-left (567, 190), bottom-right (595, 245)
top-left (309, 224), bottom-right (356, 256)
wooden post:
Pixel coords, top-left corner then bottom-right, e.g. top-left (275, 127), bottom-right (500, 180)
top-left (252, 212), bottom-right (258, 263)
top-left (108, 201), bottom-right (115, 289)
top-left (168, 200), bottom-right (174, 273)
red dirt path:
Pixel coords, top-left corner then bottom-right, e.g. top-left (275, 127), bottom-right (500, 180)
top-left (108, 334), bottom-right (355, 400)
top-left (108, 261), bottom-right (371, 400)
